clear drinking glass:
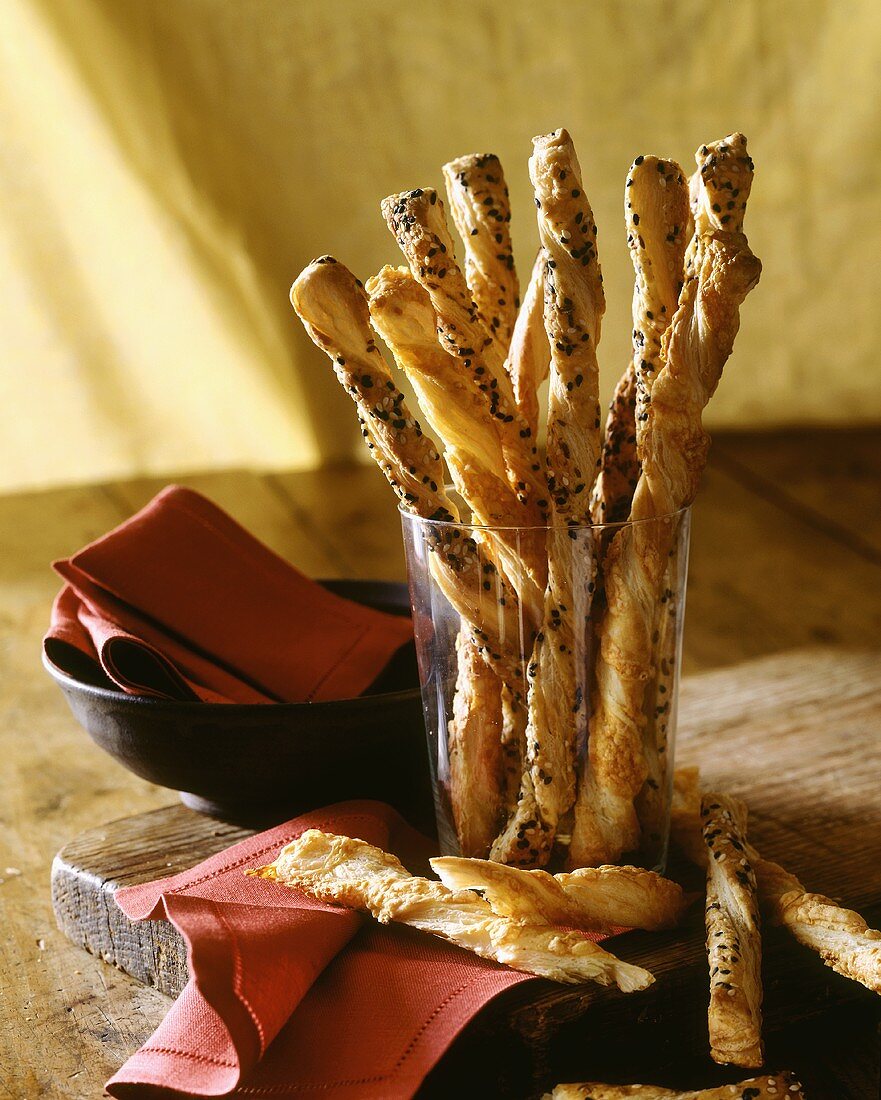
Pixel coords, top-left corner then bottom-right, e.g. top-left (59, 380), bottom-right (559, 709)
top-left (400, 500), bottom-right (691, 872)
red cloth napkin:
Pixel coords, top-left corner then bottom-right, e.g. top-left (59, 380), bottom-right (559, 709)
top-left (44, 486), bottom-right (413, 703)
top-left (105, 801), bottom-right (536, 1099)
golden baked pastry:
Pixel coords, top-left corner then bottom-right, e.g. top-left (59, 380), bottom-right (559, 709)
top-left (366, 262), bottom-right (545, 626)
top-left (591, 155), bottom-right (689, 527)
top-left (754, 856), bottom-right (881, 994)
top-left (431, 855), bottom-right (688, 932)
top-left (506, 251), bottom-right (549, 439)
top-left (591, 365), bottom-right (639, 526)
top-left (544, 1072), bottom-right (804, 1099)
top-left (446, 629), bottom-right (507, 857)
top-left (252, 831), bottom-right (654, 991)
top-left (442, 152), bottom-right (520, 353)
top-left (570, 135), bottom-right (761, 868)
top-left (492, 128), bottom-right (606, 866)
top-left (672, 768), bottom-right (881, 994)
top-left (381, 187), bottom-right (546, 521)
top-left (290, 256), bottom-right (523, 688)
top-left (702, 793), bottom-right (764, 1068)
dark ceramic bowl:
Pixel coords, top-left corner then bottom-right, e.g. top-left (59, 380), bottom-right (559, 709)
top-left (44, 580), bottom-right (434, 830)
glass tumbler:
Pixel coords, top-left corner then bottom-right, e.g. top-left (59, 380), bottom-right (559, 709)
top-left (400, 503), bottom-right (691, 872)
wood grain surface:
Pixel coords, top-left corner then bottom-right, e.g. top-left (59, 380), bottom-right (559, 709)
top-left (50, 649), bottom-right (881, 1058)
top-left (1, 432), bottom-right (880, 1098)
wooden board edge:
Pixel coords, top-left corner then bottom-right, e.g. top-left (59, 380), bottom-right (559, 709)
top-left (51, 851), bottom-right (188, 999)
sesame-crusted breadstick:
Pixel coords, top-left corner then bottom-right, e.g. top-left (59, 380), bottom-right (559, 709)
top-left (534, 128), bottom-right (605, 511)
top-left (447, 628), bottom-right (507, 857)
top-left (626, 156), bottom-right (691, 445)
top-left (570, 135), bottom-right (761, 868)
top-left (702, 793), bottom-right (763, 1067)
top-left (252, 830), bottom-right (654, 991)
top-left (544, 1072), bottom-right (805, 1100)
top-left (366, 263), bottom-right (539, 854)
top-left (506, 251), bottom-right (549, 439)
top-left (590, 156), bottom-right (689, 527)
top-left (442, 153), bottom-right (519, 354)
top-left (290, 256), bottom-right (523, 686)
top-left (633, 572), bottom-right (681, 861)
top-left (671, 770), bottom-right (881, 994)
top-left (601, 158), bottom-right (690, 854)
top-left (366, 264), bottom-right (545, 626)
top-left (590, 364), bottom-right (639, 526)
top-left (382, 188), bottom-right (546, 522)
top-left (491, 129), bottom-right (605, 867)
top-left (291, 257), bottom-right (452, 522)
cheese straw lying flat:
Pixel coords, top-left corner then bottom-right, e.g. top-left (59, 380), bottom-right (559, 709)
top-left (250, 831), bottom-right (654, 992)
top-left (544, 1072), bottom-right (805, 1099)
top-left (431, 856), bottom-right (688, 932)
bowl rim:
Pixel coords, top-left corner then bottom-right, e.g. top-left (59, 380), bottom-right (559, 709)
top-left (42, 650), bottom-right (421, 710)
top-left (42, 577), bottom-right (421, 711)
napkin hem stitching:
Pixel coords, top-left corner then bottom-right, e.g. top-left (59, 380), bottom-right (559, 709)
top-left (228, 977), bottom-right (492, 1094)
top-left (156, 814), bottom-right (381, 896)
top-left (139, 1046), bottom-right (237, 1069)
top-left (214, 900), bottom-right (267, 1054)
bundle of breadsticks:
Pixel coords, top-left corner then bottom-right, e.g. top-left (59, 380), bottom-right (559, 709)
top-left (291, 128), bottom-right (760, 870)
top-left (250, 829), bottom-right (684, 993)
top-left (252, 769), bottom-right (881, 1076)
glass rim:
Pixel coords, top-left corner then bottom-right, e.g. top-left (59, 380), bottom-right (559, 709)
top-left (398, 496), bottom-right (691, 534)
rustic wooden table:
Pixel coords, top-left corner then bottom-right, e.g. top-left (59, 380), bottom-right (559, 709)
top-left (1, 429), bottom-right (879, 1098)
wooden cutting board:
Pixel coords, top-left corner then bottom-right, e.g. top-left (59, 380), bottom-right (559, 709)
top-left (51, 649), bottom-right (881, 1091)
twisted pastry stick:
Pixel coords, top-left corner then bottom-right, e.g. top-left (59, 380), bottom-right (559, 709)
top-left (702, 793), bottom-right (763, 1067)
top-left (534, 129), bottom-right (605, 512)
top-left (590, 365), bottom-right (639, 525)
top-left (492, 129), bottom-right (605, 866)
top-left (609, 160), bottom-right (689, 854)
top-left (545, 1073), bottom-right (804, 1100)
top-left (591, 156), bottom-right (689, 526)
top-left (627, 156), bottom-right (691, 443)
top-left (570, 135), bottom-right (761, 868)
top-left (442, 153), bottom-right (519, 353)
top-left (754, 855), bottom-right (881, 993)
top-left (671, 770), bottom-right (881, 994)
top-left (366, 263), bottom-right (544, 853)
top-left (366, 264), bottom-right (544, 625)
top-left (633, 565), bottom-right (681, 861)
top-left (379, 189), bottom-right (545, 835)
top-left (290, 257), bottom-right (523, 685)
top-left (506, 252), bottom-right (549, 438)
top-left (447, 628), bottom-right (506, 856)
top-left (382, 188), bottom-right (546, 521)
top-left (253, 831), bottom-right (654, 991)
top-left (431, 856), bottom-right (688, 932)
top-left (291, 257), bottom-right (451, 521)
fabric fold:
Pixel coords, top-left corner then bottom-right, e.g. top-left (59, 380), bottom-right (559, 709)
top-left (105, 800), bottom-right (534, 1099)
top-left (44, 486), bottom-right (413, 703)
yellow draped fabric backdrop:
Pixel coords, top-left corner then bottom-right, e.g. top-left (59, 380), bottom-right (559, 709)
top-left (2, 0), bottom-right (880, 492)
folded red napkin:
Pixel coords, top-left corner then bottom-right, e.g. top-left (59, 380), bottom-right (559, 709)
top-left (105, 801), bottom-right (536, 1098)
top-left (44, 486), bottom-right (413, 703)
